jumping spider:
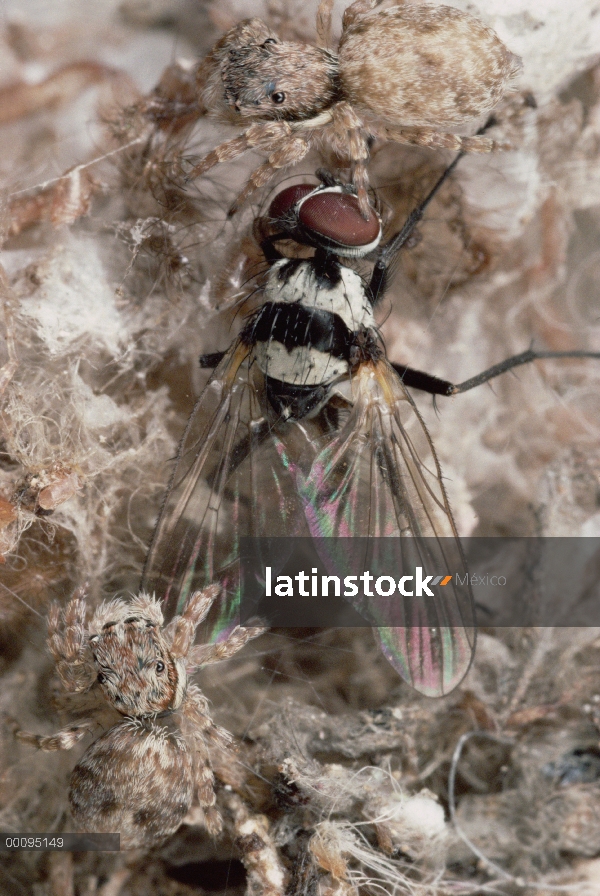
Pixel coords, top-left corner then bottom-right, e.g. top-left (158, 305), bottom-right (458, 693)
top-left (148, 0), bottom-right (521, 215)
top-left (13, 585), bottom-right (265, 848)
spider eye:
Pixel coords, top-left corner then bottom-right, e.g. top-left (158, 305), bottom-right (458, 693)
top-left (271, 91), bottom-right (285, 105)
top-left (262, 38), bottom-right (277, 46)
top-left (97, 672), bottom-right (106, 684)
top-left (156, 661), bottom-right (165, 673)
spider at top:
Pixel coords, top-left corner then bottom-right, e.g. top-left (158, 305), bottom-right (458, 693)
top-left (150, 0), bottom-right (521, 216)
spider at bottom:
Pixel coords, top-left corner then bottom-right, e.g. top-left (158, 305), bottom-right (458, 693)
top-left (13, 585), bottom-right (265, 848)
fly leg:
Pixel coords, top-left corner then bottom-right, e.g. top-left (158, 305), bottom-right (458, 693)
top-left (368, 119), bottom-right (498, 306)
top-left (450, 349), bottom-right (600, 394)
top-left (392, 348), bottom-right (600, 397)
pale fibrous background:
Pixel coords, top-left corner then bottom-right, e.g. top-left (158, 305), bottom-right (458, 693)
top-left (1, 0), bottom-right (600, 893)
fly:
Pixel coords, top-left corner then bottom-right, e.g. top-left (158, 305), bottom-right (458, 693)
top-left (142, 158), bottom-right (600, 697)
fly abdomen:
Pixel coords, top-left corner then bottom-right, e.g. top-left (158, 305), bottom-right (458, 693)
top-left (263, 377), bottom-right (330, 420)
top-left (248, 300), bottom-right (350, 394)
top-left (243, 301), bottom-right (350, 359)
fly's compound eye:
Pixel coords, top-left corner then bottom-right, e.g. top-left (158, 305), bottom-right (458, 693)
top-left (268, 184), bottom-right (315, 222)
top-left (271, 91), bottom-right (285, 104)
top-left (297, 189), bottom-right (382, 257)
top-left (156, 661), bottom-right (165, 673)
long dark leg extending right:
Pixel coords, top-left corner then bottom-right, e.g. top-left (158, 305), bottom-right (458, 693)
top-left (450, 349), bottom-right (600, 394)
top-left (393, 348), bottom-right (600, 397)
top-left (392, 364), bottom-right (454, 396)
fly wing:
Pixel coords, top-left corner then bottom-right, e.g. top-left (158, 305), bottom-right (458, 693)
top-left (142, 341), bottom-right (317, 635)
top-left (300, 360), bottom-right (475, 697)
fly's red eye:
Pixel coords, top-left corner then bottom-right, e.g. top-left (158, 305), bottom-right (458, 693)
top-left (268, 184), bottom-right (315, 221)
top-left (298, 192), bottom-right (381, 249)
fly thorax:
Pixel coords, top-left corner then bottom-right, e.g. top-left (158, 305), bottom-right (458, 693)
top-left (264, 260), bottom-right (375, 328)
top-left (252, 260), bottom-right (376, 387)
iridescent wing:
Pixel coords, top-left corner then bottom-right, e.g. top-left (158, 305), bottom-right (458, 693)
top-left (143, 341), bottom-right (474, 695)
top-left (297, 360), bottom-right (476, 697)
top-left (141, 340), bottom-right (325, 635)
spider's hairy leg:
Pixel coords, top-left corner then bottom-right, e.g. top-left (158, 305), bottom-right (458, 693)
top-left (342, 0), bottom-right (383, 29)
top-left (316, 0), bottom-right (336, 49)
top-left (378, 123), bottom-right (512, 153)
top-left (351, 158), bottom-right (372, 217)
top-left (190, 121), bottom-right (304, 185)
top-left (188, 132), bottom-right (251, 179)
top-left (10, 717), bottom-right (96, 752)
top-left (48, 587), bottom-right (95, 694)
top-left (181, 685), bottom-right (230, 835)
top-left (167, 584), bottom-right (220, 660)
top-left (228, 130), bottom-right (312, 215)
top-left (187, 623), bottom-right (267, 671)
top-left (328, 102), bottom-right (371, 217)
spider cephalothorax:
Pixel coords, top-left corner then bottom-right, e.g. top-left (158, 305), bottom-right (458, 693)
top-left (176, 0), bottom-right (521, 215)
top-left (15, 586), bottom-right (265, 848)
top-left (88, 596), bottom-right (185, 716)
top-left (203, 19), bottom-right (340, 122)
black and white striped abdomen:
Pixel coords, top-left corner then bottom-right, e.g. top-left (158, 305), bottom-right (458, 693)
top-left (248, 258), bottom-right (376, 387)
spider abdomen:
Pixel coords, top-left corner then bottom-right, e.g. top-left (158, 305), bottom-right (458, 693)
top-left (338, 5), bottom-right (521, 127)
top-left (69, 718), bottom-right (193, 849)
